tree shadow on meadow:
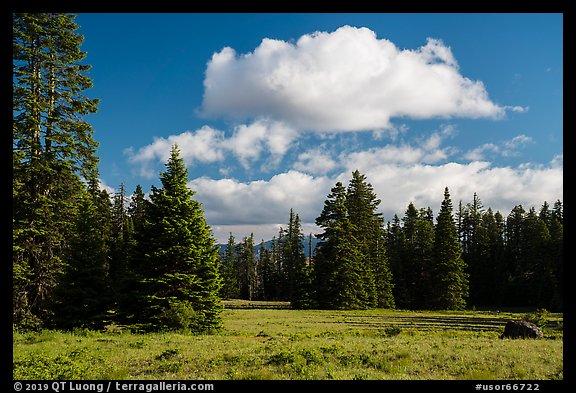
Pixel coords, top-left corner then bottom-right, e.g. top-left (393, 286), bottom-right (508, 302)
top-left (332, 313), bottom-right (515, 333)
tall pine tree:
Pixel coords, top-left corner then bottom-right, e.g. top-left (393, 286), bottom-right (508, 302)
top-left (253, 237), bottom-right (277, 301)
top-left (314, 180), bottom-right (367, 309)
top-left (109, 182), bottom-right (134, 316)
top-left (430, 187), bottom-right (469, 310)
top-left (386, 215), bottom-right (407, 306)
top-left (52, 179), bottom-right (113, 329)
top-left (13, 13), bottom-right (100, 328)
top-left (459, 193), bottom-right (492, 307)
top-left (388, 204), bottom-right (434, 309)
top-left (411, 207), bottom-right (435, 309)
top-left (346, 170), bottom-right (394, 308)
top-left (398, 203), bottom-right (420, 308)
top-left (236, 234), bottom-right (257, 301)
top-left (522, 207), bottom-right (554, 308)
top-left (481, 208), bottom-right (507, 306)
top-left (547, 200), bottom-right (563, 310)
top-left (219, 233), bottom-right (240, 299)
top-left (503, 205), bottom-right (526, 305)
top-left (117, 184), bottom-right (149, 325)
top-left (314, 182), bottom-right (346, 308)
top-left (282, 209), bottom-right (313, 309)
top-left (133, 145), bottom-right (222, 333)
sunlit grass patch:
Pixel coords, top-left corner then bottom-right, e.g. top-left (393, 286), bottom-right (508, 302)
top-left (13, 305), bottom-right (563, 380)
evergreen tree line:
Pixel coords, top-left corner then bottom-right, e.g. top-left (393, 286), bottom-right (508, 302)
top-left (13, 13), bottom-right (101, 330)
top-left (220, 209), bottom-right (313, 309)
top-left (14, 144), bottom-right (223, 332)
top-left (387, 194), bottom-right (563, 311)
top-left (13, 14), bottom-right (221, 332)
top-left (220, 175), bottom-right (563, 312)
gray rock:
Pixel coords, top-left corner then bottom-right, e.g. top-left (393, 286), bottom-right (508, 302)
top-left (501, 320), bottom-right (543, 339)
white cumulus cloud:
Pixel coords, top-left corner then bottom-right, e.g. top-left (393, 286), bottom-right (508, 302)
top-left (189, 170), bottom-right (333, 226)
top-left (200, 25), bottom-right (505, 132)
top-left (124, 120), bottom-right (298, 175)
top-left (463, 134), bottom-right (534, 161)
top-left (293, 147), bottom-right (339, 175)
top-left (124, 126), bottom-right (225, 177)
top-left (224, 119), bottom-right (299, 169)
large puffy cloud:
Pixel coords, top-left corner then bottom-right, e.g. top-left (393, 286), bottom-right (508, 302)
top-left (200, 26), bottom-right (505, 132)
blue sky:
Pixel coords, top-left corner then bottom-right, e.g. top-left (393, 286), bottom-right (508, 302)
top-left (74, 13), bottom-right (563, 243)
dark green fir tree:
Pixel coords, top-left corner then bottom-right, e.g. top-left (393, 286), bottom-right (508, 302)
top-left (52, 179), bottom-right (113, 329)
top-left (346, 170), bottom-right (394, 308)
top-left (430, 187), bottom-right (469, 310)
top-left (134, 145), bottom-right (222, 333)
top-left (236, 234), bottom-right (257, 301)
top-left (13, 13), bottom-right (100, 329)
top-left (282, 209), bottom-right (313, 309)
top-left (314, 181), bottom-right (365, 309)
top-left (219, 233), bottom-right (240, 299)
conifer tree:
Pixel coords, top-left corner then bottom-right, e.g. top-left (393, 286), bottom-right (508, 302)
top-left (482, 208), bottom-right (507, 305)
top-left (503, 204), bottom-right (526, 305)
top-left (116, 184), bottom-right (149, 324)
top-left (539, 200), bottom-right (563, 302)
top-left (314, 182), bottom-right (347, 308)
top-left (386, 215), bottom-right (407, 306)
top-left (314, 181), bottom-right (366, 309)
top-left (548, 200), bottom-right (563, 310)
top-left (388, 204), bottom-right (434, 309)
top-left (128, 185), bottom-right (147, 234)
top-left (266, 236), bottom-right (282, 300)
top-left (254, 240), bottom-right (267, 300)
top-left (372, 229), bottom-right (395, 308)
top-left (346, 170), bottom-right (394, 308)
top-left (412, 207), bottom-right (435, 309)
top-left (52, 179), bottom-right (112, 329)
top-left (345, 171), bottom-right (378, 307)
top-left (133, 145), bottom-right (222, 332)
top-left (460, 193), bottom-right (491, 307)
top-left (219, 233), bottom-right (240, 299)
top-left (308, 233), bottom-right (314, 265)
top-left (399, 203), bottom-right (420, 308)
top-left (237, 234), bottom-right (257, 300)
top-left (522, 207), bottom-right (554, 307)
top-left (13, 13), bottom-right (100, 328)
top-left (331, 218), bottom-right (366, 309)
top-left (282, 209), bottom-right (313, 309)
top-left (430, 187), bottom-right (469, 310)
top-left (109, 182), bottom-right (134, 313)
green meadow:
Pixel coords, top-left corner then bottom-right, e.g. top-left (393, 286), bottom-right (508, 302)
top-left (13, 301), bottom-right (563, 380)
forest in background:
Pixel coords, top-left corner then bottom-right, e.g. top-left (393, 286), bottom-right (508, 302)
top-left (219, 176), bottom-right (563, 312)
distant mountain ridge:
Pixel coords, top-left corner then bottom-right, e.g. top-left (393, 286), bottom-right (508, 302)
top-left (218, 237), bottom-right (323, 257)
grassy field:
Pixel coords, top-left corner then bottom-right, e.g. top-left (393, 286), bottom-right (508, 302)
top-left (13, 301), bottom-right (563, 380)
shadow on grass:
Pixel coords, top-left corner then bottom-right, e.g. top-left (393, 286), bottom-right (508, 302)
top-left (328, 314), bottom-right (512, 333)
top-left (336, 313), bottom-right (563, 333)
